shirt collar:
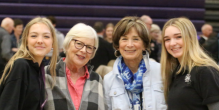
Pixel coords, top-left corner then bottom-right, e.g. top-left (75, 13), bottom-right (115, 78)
top-left (63, 58), bottom-right (90, 79)
top-left (84, 66), bottom-right (90, 79)
top-left (26, 59), bottom-right (45, 73)
top-left (12, 34), bottom-right (22, 39)
top-left (202, 35), bottom-right (208, 40)
top-left (98, 35), bottom-right (103, 38)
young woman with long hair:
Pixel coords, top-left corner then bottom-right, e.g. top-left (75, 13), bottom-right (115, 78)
top-left (0, 17), bottom-right (58, 110)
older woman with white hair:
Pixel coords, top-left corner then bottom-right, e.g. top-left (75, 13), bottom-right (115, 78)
top-left (44, 23), bottom-right (105, 110)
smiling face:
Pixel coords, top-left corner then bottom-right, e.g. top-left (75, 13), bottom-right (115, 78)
top-left (66, 37), bottom-right (95, 67)
top-left (118, 27), bottom-right (145, 62)
top-left (164, 26), bottom-right (184, 62)
top-left (27, 23), bottom-right (53, 60)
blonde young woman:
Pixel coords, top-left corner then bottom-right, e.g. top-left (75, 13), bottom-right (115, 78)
top-left (0, 17), bottom-right (58, 110)
top-left (161, 17), bottom-right (219, 110)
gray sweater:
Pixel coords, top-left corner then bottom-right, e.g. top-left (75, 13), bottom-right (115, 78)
top-left (0, 27), bottom-right (13, 63)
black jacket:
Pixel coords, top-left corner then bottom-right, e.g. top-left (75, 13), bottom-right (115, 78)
top-left (150, 40), bottom-right (159, 62)
top-left (199, 33), bottom-right (218, 63)
top-left (90, 37), bottom-right (116, 71)
top-left (198, 37), bottom-right (206, 46)
top-left (0, 58), bottom-right (45, 110)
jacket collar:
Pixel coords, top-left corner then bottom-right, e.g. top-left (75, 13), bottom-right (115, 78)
top-left (26, 59), bottom-right (42, 73)
top-left (112, 52), bottom-right (151, 77)
top-left (0, 27), bottom-right (8, 33)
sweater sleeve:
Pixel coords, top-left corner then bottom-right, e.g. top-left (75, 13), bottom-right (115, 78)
top-left (0, 59), bottom-right (28, 110)
top-left (194, 66), bottom-right (219, 104)
top-left (1, 34), bottom-right (13, 61)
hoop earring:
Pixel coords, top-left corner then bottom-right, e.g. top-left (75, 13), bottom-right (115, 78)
top-left (114, 50), bottom-right (120, 57)
top-left (142, 50), bottom-right (146, 55)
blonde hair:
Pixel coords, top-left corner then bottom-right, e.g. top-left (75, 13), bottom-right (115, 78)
top-left (0, 17), bottom-right (58, 84)
top-left (150, 24), bottom-right (161, 32)
top-left (63, 23), bottom-right (98, 59)
top-left (161, 17), bottom-right (219, 102)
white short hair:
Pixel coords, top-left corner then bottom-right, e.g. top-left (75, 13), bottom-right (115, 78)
top-left (63, 23), bottom-right (99, 59)
top-left (201, 24), bottom-right (212, 32)
top-left (140, 15), bottom-right (151, 23)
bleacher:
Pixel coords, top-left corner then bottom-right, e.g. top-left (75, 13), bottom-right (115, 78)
top-left (0, 0), bottom-right (205, 35)
top-left (205, 0), bottom-right (219, 32)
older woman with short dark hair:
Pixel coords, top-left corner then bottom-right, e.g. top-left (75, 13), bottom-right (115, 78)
top-left (45, 23), bottom-right (105, 110)
top-left (104, 16), bottom-right (167, 110)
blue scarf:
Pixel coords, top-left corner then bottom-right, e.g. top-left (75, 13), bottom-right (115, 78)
top-left (117, 57), bottom-right (147, 110)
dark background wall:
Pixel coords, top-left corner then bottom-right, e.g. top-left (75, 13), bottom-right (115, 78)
top-left (0, 0), bottom-right (205, 35)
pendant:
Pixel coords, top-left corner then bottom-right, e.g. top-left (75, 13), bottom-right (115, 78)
top-left (185, 74), bottom-right (191, 84)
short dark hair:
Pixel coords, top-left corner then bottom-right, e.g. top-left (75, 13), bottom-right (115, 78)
top-left (46, 16), bottom-right (56, 24)
top-left (13, 19), bottom-right (23, 27)
top-left (113, 16), bottom-right (150, 53)
top-left (93, 22), bottom-right (104, 33)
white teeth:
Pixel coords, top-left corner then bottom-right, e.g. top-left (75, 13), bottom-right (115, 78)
top-left (126, 50), bottom-right (135, 52)
top-left (78, 55), bottom-right (84, 59)
top-left (172, 47), bottom-right (180, 51)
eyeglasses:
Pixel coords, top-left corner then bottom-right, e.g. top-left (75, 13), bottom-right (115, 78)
top-left (72, 39), bottom-right (96, 54)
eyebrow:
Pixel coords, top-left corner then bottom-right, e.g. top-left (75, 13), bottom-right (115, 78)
top-left (29, 32), bottom-right (51, 34)
top-left (164, 33), bottom-right (181, 38)
top-left (74, 39), bottom-right (95, 47)
top-left (122, 35), bottom-right (139, 37)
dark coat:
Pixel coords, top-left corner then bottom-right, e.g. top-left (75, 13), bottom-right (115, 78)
top-left (90, 37), bottom-right (116, 71)
top-left (202, 33), bottom-right (218, 63)
top-left (0, 58), bottom-right (45, 110)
